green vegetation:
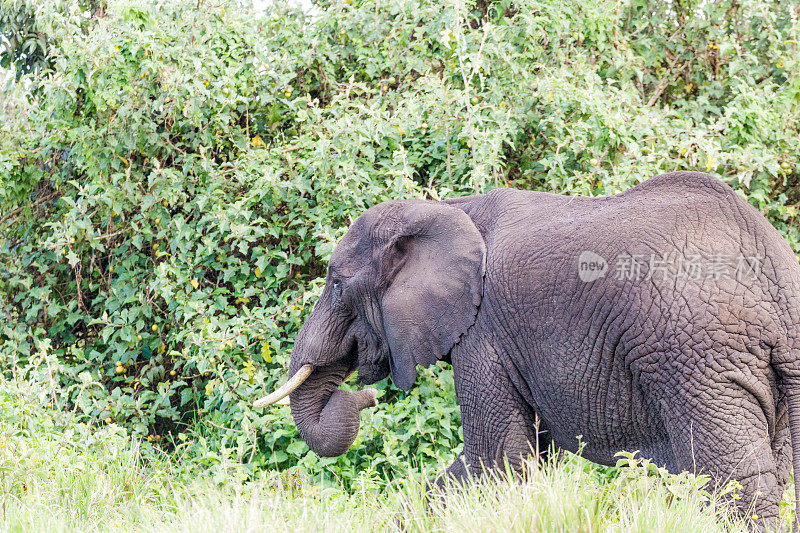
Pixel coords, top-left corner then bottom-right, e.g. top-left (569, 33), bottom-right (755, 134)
top-left (1, 0), bottom-right (798, 529)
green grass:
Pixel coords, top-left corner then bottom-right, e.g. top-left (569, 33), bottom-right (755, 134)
top-left (0, 383), bottom-right (793, 532)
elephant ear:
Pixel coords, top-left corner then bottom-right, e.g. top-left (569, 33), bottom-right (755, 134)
top-left (380, 202), bottom-right (486, 390)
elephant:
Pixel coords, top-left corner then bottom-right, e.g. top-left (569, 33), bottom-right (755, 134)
top-left (256, 171), bottom-right (800, 529)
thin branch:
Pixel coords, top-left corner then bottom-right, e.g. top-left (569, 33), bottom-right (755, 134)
top-left (646, 55), bottom-right (688, 107)
top-left (0, 191), bottom-right (59, 226)
top-left (44, 229), bottom-right (127, 250)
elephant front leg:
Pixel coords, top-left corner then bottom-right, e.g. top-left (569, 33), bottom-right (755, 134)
top-left (433, 407), bottom-right (544, 492)
top-left (432, 453), bottom-right (472, 490)
top-left (444, 341), bottom-right (546, 485)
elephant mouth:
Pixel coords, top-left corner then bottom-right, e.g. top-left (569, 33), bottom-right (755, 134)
top-left (253, 334), bottom-right (364, 408)
top-left (343, 335), bottom-right (360, 376)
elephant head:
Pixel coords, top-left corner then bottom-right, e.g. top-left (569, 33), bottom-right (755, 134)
top-left (255, 200), bottom-right (486, 457)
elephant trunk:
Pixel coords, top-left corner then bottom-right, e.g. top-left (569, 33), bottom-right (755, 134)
top-left (288, 361), bottom-right (378, 457)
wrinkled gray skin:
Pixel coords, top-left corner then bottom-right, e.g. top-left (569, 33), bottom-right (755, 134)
top-left (284, 172), bottom-right (800, 528)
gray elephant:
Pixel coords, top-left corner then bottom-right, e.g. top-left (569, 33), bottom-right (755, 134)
top-left (256, 172), bottom-right (800, 529)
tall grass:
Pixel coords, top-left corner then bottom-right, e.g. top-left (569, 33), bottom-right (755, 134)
top-left (0, 383), bottom-right (793, 532)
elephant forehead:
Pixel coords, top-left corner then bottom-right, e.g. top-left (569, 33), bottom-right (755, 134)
top-left (329, 199), bottom-right (440, 271)
top-left (360, 202), bottom-right (406, 238)
top-left (358, 199), bottom-right (437, 240)
top-left (332, 203), bottom-right (405, 260)
top-left (330, 218), bottom-right (374, 272)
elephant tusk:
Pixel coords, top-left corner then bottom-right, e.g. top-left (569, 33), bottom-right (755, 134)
top-left (253, 364), bottom-right (314, 408)
top-left (273, 369), bottom-right (356, 407)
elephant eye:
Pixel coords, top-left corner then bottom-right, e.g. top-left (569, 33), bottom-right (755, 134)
top-left (331, 281), bottom-right (343, 300)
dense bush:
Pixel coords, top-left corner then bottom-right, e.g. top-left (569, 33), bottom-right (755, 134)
top-left (1, 0), bottom-right (798, 486)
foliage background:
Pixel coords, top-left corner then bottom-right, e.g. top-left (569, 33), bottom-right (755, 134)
top-left (1, 0), bottom-right (799, 489)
